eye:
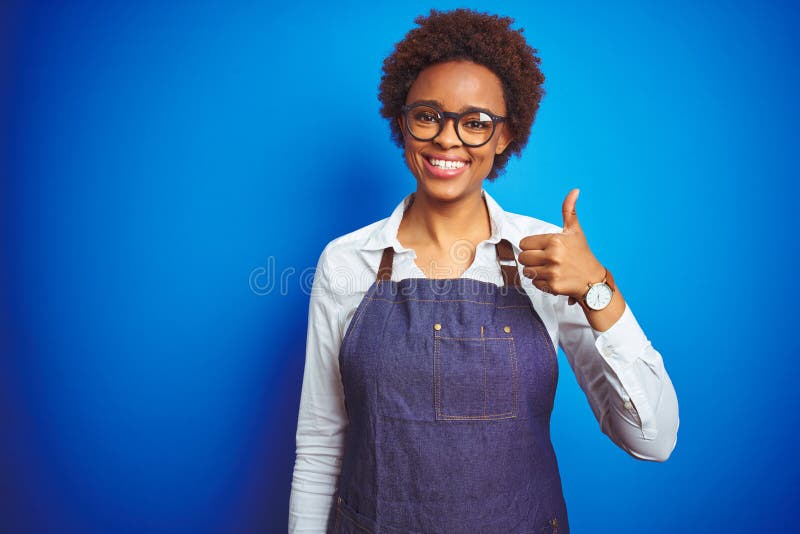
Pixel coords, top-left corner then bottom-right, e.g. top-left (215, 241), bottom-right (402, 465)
top-left (461, 112), bottom-right (493, 132)
top-left (413, 110), bottom-right (440, 123)
top-left (463, 120), bottom-right (490, 130)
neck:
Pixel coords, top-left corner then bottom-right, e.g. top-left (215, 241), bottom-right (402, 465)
top-left (401, 189), bottom-right (492, 249)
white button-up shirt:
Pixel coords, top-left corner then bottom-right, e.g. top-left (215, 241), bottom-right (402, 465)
top-left (288, 191), bottom-right (679, 532)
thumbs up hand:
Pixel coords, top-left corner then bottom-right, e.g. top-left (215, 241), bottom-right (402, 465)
top-left (518, 189), bottom-right (606, 300)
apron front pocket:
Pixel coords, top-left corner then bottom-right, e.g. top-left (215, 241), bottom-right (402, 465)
top-left (376, 323), bottom-right (520, 422)
top-left (433, 324), bottom-right (519, 421)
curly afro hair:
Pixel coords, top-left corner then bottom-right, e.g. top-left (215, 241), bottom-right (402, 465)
top-left (378, 9), bottom-right (545, 181)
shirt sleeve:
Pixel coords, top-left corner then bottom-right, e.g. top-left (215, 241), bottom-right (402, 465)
top-left (288, 248), bottom-right (348, 532)
top-left (556, 298), bottom-right (679, 461)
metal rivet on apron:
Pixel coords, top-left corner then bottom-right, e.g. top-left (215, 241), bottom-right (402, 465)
top-left (504, 326), bottom-right (511, 333)
top-left (434, 323), bottom-right (442, 331)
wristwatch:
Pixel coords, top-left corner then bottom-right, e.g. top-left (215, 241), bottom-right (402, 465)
top-left (573, 268), bottom-right (615, 311)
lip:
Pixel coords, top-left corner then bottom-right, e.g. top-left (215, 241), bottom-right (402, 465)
top-left (422, 153), bottom-right (470, 179)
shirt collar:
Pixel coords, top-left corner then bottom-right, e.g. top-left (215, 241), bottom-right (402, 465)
top-left (362, 189), bottom-right (517, 252)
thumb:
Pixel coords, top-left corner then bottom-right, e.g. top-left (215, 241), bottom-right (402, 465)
top-left (561, 188), bottom-right (581, 231)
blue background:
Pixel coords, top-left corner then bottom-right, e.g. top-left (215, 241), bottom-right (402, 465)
top-left (2, 1), bottom-right (798, 532)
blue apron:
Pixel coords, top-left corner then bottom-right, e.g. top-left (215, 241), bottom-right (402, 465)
top-left (328, 240), bottom-right (568, 533)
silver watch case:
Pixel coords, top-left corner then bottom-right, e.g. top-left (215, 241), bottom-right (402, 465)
top-left (584, 282), bottom-right (614, 311)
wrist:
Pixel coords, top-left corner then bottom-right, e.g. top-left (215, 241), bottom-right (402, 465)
top-left (574, 267), bottom-right (615, 312)
top-left (583, 282), bottom-right (626, 332)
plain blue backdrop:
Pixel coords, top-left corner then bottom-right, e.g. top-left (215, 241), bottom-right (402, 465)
top-left (2, 1), bottom-right (798, 532)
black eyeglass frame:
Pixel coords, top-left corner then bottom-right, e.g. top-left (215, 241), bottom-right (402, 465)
top-left (400, 103), bottom-right (507, 148)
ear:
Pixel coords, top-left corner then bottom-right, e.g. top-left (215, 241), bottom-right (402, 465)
top-left (495, 125), bottom-right (513, 155)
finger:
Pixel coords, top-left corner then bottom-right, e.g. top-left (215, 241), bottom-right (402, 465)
top-left (522, 265), bottom-right (553, 281)
top-left (519, 233), bottom-right (557, 251)
top-left (531, 278), bottom-right (556, 295)
top-left (561, 188), bottom-right (581, 231)
top-left (518, 249), bottom-right (549, 267)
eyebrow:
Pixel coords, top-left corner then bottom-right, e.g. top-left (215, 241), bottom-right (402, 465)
top-left (407, 99), bottom-right (501, 116)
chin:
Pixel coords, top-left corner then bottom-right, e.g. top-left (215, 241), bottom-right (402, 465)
top-left (417, 177), bottom-right (481, 204)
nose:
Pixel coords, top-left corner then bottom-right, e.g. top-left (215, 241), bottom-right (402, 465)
top-left (433, 117), bottom-right (462, 149)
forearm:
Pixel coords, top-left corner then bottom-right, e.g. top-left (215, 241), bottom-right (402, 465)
top-left (560, 299), bottom-right (679, 461)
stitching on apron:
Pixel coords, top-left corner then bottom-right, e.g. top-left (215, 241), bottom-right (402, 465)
top-left (434, 333), bottom-right (441, 416)
top-left (341, 283), bottom-right (382, 346)
top-left (333, 499), bottom-right (342, 532)
top-left (437, 413), bottom-right (517, 420)
top-left (438, 336), bottom-right (513, 340)
top-left (528, 311), bottom-right (559, 397)
top-left (482, 326), bottom-right (487, 416)
top-left (366, 296), bottom-right (529, 308)
top-left (510, 335), bottom-right (520, 416)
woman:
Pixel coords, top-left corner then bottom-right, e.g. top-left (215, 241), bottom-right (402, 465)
top-left (289, 9), bottom-right (679, 533)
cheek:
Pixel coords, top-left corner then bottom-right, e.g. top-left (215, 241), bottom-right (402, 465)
top-left (401, 139), bottom-right (423, 172)
top-left (468, 148), bottom-right (499, 179)
top-left (473, 147), bottom-right (496, 166)
top-left (402, 136), bottom-right (422, 159)
top-left (403, 147), bottom-right (414, 167)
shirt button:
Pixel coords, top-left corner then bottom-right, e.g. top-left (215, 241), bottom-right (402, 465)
top-left (624, 401), bottom-right (633, 410)
top-left (503, 326), bottom-right (511, 333)
top-left (434, 323), bottom-right (442, 331)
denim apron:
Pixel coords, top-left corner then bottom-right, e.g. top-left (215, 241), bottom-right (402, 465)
top-left (328, 240), bottom-right (568, 533)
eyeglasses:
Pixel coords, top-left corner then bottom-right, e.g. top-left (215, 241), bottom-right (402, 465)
top-left (401, 103), bottom-right (507, 148)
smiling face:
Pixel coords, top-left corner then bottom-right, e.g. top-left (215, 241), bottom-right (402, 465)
top-left (399, 60), bottom-right (512, 204)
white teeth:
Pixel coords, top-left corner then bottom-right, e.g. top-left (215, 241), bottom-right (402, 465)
top-left (428, 158), bottom-right (466, 169)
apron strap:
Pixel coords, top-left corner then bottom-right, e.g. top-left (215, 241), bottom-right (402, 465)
top-left (495, 239), bottom-right (521, 287)
top-left (377, 240), bottom-right (520, 286)
top-left (377, 247), bottom-right (395, 281)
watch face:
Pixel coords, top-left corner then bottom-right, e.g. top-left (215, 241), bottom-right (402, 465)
top-left (586, 283), bottom-right (613, 310)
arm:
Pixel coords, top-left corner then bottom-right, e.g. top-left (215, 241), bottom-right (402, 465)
top-left (288, 249), bottom-right (348, 532)
top-left (519, 189), bottom-right (678, 460)
top-left (557, 290), bottom-right (679, 461)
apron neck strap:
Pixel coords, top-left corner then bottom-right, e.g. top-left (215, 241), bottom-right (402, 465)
top-left (377, 247), bottom-right (394, 281)
top-left (376, 240), bottom-right (520, 286)
top-left (495, 239), bottom-right (521, 287)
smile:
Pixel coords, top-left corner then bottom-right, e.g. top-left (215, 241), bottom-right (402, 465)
top-left (425, 156), bottom-right (468, 169)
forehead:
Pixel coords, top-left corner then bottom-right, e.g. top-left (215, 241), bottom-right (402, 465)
top-left (405, 60), bottom-right (507, 114)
